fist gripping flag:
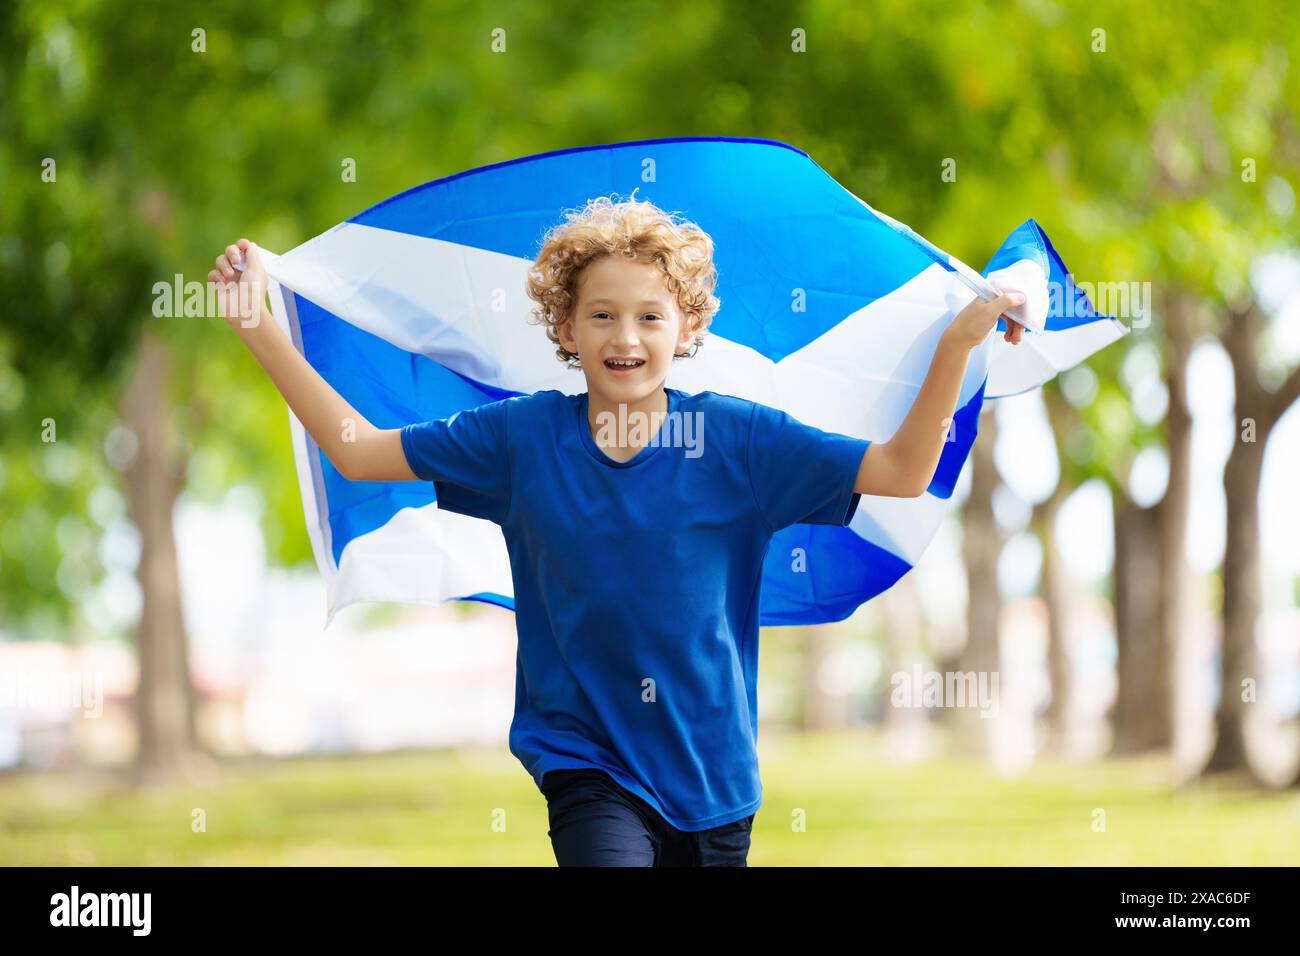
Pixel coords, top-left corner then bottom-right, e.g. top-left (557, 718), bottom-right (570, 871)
top-left (255, 136), bottom-right (1127, 624)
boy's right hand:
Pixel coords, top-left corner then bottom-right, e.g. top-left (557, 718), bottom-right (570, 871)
top-left (208, 238), bottom-right (267, 328)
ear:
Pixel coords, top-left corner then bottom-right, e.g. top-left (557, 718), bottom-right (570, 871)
top-left (676, 312), bottom-right (697, 355)
top-left (557, 315), bottom-right (577, 353)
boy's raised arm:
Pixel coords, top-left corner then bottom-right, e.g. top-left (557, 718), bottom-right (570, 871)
top-left (209, 238), bottom-right (417, 484)
top-left (855, 290), bottom-right (1026, 498)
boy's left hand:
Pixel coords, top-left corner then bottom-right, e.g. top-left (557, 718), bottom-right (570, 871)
top-left (945, 291), bottom-right (1027, 350)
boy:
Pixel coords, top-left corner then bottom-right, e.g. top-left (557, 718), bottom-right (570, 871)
top-left (209, 196), bottom-right (1024, 866)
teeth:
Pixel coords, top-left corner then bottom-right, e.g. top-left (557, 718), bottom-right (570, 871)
top-left (607, 359), bottom-right (642, 367)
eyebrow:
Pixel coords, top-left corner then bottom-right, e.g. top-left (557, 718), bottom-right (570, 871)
top-left (585, 298), bottom-right (668, 309)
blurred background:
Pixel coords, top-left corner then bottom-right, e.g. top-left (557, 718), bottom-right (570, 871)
top-left (2, 0), bottom-right (1299, 865)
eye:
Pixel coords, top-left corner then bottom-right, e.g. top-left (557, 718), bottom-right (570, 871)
top-left (593, 311), bottom-right (612, 320)
top-left (643, 313), bottom-right (663, 322)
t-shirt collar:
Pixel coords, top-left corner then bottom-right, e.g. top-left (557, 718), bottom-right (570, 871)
top-left (577, 387), bottom-right (681, 468)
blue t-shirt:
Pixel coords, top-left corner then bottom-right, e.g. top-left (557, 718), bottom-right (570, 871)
top-left (400, 387), bottom-right (870, 831)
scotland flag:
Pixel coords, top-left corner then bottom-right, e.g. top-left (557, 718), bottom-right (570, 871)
top-left (256, 136), bottom-right (1128, 624)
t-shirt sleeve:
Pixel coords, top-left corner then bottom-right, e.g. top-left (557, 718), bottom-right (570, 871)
top-left (400, 399), bottom-right (512, 524)
top-left (746, 401), bottom-right (872, 533)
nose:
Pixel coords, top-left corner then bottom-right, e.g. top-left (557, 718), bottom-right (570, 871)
top-left (612, 316), bottom-right (641, 348)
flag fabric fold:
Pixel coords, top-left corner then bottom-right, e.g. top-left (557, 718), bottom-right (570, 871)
top-left (257, 136), bottom-right (1128, 624)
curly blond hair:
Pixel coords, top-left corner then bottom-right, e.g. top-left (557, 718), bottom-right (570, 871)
top-left (525, 192), bottom-right (720, 368)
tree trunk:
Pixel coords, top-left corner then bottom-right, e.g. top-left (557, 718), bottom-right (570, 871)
top-left (1155, 297), bottom-right (1194, 751)
top-left (1203, 297), bottom-right (1287, 778)
top-left (949, 409), bottom-right (1001, 755)
top-left (1035, 482), bottom-right (1072, 752)
top-left (1108, 296), bottom-right (1194, 756)
top-left (1109, 494), bottom-right (1165, 753)
top-left (881, 576), bottom-right (929, 739)
top-left (120, 330), bottom-right (209, 786)
top-left (799, 626), bottom-right (839, 732)
top-left (1204, 431), bottom-right (1266, 773)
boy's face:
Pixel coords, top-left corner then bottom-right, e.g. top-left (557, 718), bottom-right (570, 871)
top-left (558, 255), bottom-right (696, 405)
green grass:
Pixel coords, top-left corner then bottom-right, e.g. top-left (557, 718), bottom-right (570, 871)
top-left (1, 729), bottom-right (1297, 865)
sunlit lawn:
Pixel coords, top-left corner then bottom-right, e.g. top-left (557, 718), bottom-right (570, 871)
top-left (2, 729), bottom-right (1297, 865)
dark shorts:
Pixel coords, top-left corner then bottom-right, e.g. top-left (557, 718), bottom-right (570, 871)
top-left (539, 768), bottom-right (755, 867)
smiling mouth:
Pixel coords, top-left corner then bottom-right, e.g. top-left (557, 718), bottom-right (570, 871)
top-left (604, 359), bottom-right (646, 371)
